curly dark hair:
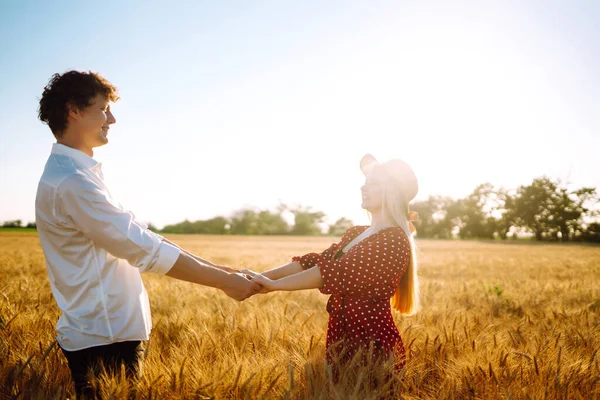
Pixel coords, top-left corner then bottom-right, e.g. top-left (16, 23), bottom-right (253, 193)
top-left (38, 70), bottom-right (120, 138)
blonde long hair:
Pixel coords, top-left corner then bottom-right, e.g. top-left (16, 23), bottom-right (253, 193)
top-left (379, 165), bottom-right (420, 316)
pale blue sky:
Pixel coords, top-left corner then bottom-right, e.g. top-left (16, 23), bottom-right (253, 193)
top-left (1, 0), bottom-right (599, 229)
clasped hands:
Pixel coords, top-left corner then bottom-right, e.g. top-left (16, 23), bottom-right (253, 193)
top-left (218, 266), bottom-right (279, 302)
top-left (239, 269), bottom-right (278, 293)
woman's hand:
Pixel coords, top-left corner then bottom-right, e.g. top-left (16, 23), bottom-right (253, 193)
top-left (240, 269), bottom-right (259, 278)
top-left (239, 270), bottom-right (271, 293)
top-left (251, 274), bottom-right (280, 293)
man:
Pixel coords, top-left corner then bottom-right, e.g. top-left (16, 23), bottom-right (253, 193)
top-left (35, 70), bottom-right (259, 398)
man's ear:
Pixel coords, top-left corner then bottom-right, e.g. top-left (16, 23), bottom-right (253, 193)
top-left (66, 102), bottom-right (81, 120)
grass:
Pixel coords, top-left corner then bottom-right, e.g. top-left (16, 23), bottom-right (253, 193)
top-left (1, 232), bottom-right (599, 399)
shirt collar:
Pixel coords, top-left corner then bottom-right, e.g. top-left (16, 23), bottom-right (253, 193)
top-left (52, 143), bottom-right (102, 171)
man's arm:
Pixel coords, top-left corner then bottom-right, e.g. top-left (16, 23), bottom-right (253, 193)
top-left (162, 238), bottom-right (237, 273)
top-left (166, 252), bottom-right (260, 301)
top-left (57, 174), bottom-right (259, 300)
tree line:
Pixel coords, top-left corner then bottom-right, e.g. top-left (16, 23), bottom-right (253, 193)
top-left (159, 205), bottom-right (355, 236)
top-left (1, 220), bottom-right (37, 229)
top-left (3, 176), bottom-right (598, 242)
top-left (160, 176), bottom-right (599, 242)
top-left (411, 177), bottom-right (598, 242)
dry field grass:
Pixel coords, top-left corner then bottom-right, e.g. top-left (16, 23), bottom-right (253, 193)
top-left (1, 231), bottom-right (599, 399)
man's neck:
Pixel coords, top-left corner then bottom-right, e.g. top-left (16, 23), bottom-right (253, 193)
top-left (57, 137), bottom-right (94, 157)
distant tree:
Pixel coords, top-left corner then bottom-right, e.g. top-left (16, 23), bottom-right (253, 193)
top-left (452, 183), bottom-right (501, 239)
top-left (508, 177), bottom-right (557, 241)
top-left (290, 206), bottom-right (326, 235)
top-left (146, 222), bottom-right (158, 232)
top-left (444, 198), bottom-right (467, 238)
top-left (161, 217), bottom-right (230, 234)
top-left (411, 196), bottom-right (454, 238)
top-left (548, 187), bottom-right (597, 241)
top-left (496, 188), bottom-right (515, 240)
top-left (229, 209), bottom-right (259, 235)
top-left (25, 222), bottom-right (37, 229)
top-left (580, 222), bottom-right (600, 243)
top-left (2, 220), bottom-right (22, 228)
top-left (162, 219), bottom-right (193, 234)
top-left (408, 200), bottom-right (432, 238)
top-left (198, 217), bottom-right (230, 234)
top-left (328, 217), bottom-right (354, 236)
top-left (506, 177), bottom-right (597, 241)
top-left (255, 210), bottom-right (289, 235)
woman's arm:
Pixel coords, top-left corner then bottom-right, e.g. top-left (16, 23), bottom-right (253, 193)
top-left (251, 265), bottom-right (323, 292)
top-left (247, 231), bottom-right (355, 280)
top-left (242, 261), bottom-right (303, 280)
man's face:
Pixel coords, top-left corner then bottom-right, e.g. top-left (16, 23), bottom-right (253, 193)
top-left (72, 94), bottom-right (116, 149)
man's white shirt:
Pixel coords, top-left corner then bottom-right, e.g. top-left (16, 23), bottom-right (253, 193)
top-left (35, 143), bottom-right (180, 351)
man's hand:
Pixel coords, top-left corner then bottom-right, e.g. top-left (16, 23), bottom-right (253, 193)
top-left (216, 265), bottom-right (238, 273)
top-left (221, 272), bottom-right (261, 301)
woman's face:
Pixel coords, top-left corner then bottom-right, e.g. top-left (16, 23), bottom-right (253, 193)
top-left (361, 167), bottom-right (386, 212)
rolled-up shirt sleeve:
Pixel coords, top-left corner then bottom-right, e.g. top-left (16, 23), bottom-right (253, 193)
top-left (57, 172), bottom-right (180, 274)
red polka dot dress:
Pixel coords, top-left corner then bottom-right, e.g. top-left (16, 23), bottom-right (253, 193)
top-left (292, 226), bottom-right (411, 373)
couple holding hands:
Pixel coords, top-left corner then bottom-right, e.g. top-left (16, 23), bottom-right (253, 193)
top-left (35, 70), bottom-right (419, 398)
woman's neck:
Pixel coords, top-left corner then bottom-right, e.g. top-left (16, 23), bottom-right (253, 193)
top-left (369, 209), bottom-right (394, 232)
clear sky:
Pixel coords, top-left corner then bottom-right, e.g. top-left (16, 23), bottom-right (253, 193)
top-left (1, 0), bottom-right (599, 229)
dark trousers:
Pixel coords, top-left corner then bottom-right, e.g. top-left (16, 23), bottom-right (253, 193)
top-left (61, 340), bottom-right (146, 399)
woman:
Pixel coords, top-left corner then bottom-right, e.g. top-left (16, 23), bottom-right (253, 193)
top-left (248, 154), bottom-right (420, 376)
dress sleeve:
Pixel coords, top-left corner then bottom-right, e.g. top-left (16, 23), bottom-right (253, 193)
top-left (292, 226), bottom-right (364, 270)
top-left (316, 227), bottom-right (411, 296)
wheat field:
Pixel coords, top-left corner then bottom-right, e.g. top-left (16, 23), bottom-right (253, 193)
top-left (0, 232), bottom-right (599, 399)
